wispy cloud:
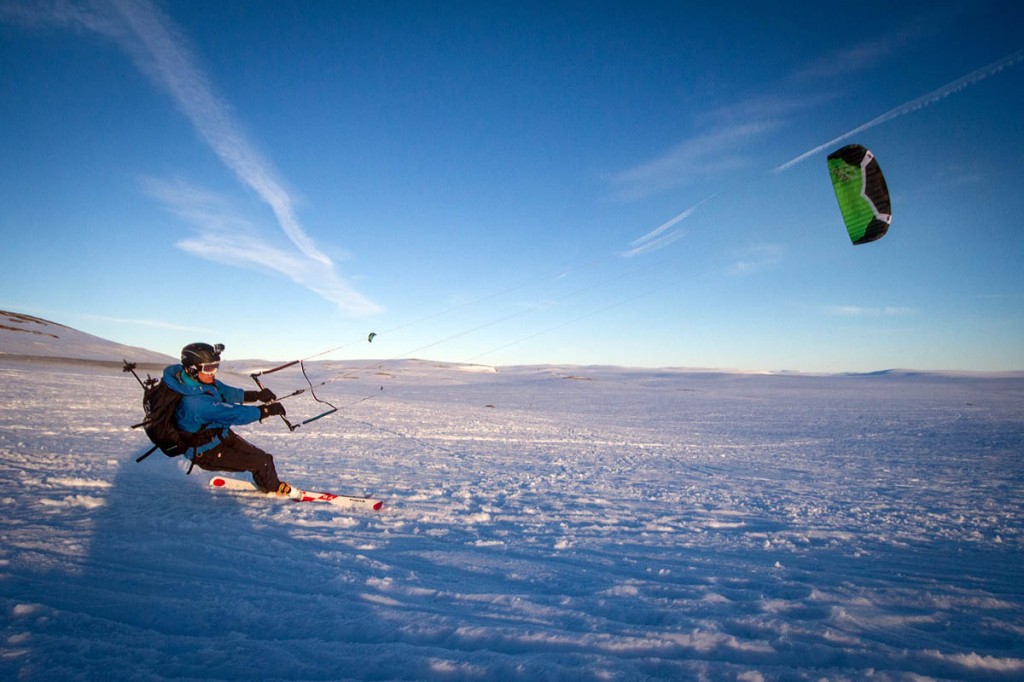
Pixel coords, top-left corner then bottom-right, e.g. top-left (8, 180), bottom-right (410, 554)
top-left (146, 178), bottom-right (382, 316)
top-left (603, 30), bottom-right (912, 203)
top-left (789, 39), bottom-right (897, 83)
top-left (0, 0), bottom-right (119, 34)
top-left (726, 243), bottom-right (784, 275)
top-left (775, 49), bottom-right (1024, 172)
top-left (786, 16), bottom-right (940, 85)
top-left (3, 0), bottom-right (382, 316)
top-left (79, 312), bottom-right (214, 333)
top-left (605, 13), bottom-right (1016, 200)
top-left (105, 0), bottom-right (331, 264)
top-left (792, 5), bottom-right (973, 86)
top-left (930, 164), bottom-right (987, 189)
top-left (606, 121), bottom-right (775, 201)
top-left (619, 196), bottom-right (714, 258)
top-left (821, 305), bottom-right (917, 317)
top-left (695, 93), bottom-right (833, 131)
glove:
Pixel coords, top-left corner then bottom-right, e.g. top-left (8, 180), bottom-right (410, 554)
top-left (244, 388), bottom-right (277, 403)
top-left (259, 402), bottom-right (286, 421)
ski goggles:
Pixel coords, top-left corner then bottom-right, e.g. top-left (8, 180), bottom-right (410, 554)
top-left (198, 362), bottom-right (220, 375)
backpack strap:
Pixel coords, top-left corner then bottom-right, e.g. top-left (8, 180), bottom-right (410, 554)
top-left (180, 424), bottom-right (221, 474)
top-left (135, 444), bottom-right (159, 463)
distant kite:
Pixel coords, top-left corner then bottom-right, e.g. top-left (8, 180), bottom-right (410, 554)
top-left (367, 332), bottom-right (377, 343)
top-left (827, 144), bottom-right (891, 245)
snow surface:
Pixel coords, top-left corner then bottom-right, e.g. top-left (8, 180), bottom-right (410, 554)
top-left (1, 343), bottom-right (1023, 679)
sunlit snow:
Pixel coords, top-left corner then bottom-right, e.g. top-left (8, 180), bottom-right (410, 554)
top-left (1, 319), bottom-right (1022, 680)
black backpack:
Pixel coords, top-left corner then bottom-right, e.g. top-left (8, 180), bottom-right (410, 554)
top-left (124, 361), bottom-right (217, 462)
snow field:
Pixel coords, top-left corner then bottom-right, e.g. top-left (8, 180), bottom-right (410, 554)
top-left (1, 359), bottom-right (1022, 680)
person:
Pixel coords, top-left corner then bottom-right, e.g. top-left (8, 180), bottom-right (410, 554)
top-left (162, 342), bottom-right (292, 495)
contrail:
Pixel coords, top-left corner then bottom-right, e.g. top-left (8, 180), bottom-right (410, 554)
top-left (619, 229), bottom-right (687, 258)
top-left (620, 195), bottom-right (714, 258)
top-left (775, 48), bottom-right (1024, 172)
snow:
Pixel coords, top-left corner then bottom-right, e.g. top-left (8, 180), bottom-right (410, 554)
top-left (1, 327), bottom-right (1023, 680)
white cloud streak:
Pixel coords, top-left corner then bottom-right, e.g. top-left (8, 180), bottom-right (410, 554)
top-left (619, 196), bottom-right (714, 258)
top-left (726, 243), bottom-right (784, 275)
top-left (3, 0), bottom-right (382, 316)
top-left (619, 228), bottom-right (687, 259)
top-left (821, 305), bottom-right (917, 317)
top-left (775, 49), bottom-right (1024, 172)
top-left (79, 313), bottom-right (215, 333)
top-left (145, 178), bottom-right (383, 316)
top-left (606, 121), bottom-right (776, 201)
top-left (789, 40), bottom-right (894, 83)
top-left (104, 0), bottom-right (330, 266)
top-left (602, 40), bottom-right (883, 202)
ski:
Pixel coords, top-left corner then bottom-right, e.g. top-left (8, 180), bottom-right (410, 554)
top-left (209, 476), bottom-right (384, 511)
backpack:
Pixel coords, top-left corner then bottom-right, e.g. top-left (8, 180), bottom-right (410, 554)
top-left (141, 380), bottom-right (212, 457)
top-left (125, 364), bottom-right (218, 463)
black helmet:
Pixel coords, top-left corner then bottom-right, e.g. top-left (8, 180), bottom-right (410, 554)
top-left (181, 342), bottom-right (224, 377)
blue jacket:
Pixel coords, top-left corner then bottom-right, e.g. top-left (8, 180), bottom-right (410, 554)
top-left (162, 364), bottom-right (263, 457)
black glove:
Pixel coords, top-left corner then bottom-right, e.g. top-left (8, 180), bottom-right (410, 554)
top-left (259, 402), bottom-right (286, 421)
top-left (244, 388), bottom-right (277, 403)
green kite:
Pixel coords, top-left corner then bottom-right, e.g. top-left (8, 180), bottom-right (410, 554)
top-left (827, 144), bottom-right (891, 245)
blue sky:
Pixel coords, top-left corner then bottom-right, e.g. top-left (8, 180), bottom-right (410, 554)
top-left (2, 1), bottom-right (1022, 372)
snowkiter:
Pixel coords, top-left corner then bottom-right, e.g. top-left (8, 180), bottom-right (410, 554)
top-left (164, 342), bottom-right (291, 495)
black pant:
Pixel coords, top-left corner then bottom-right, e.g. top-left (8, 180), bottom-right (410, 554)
top-left (192, 431), bottom-right (284, 493)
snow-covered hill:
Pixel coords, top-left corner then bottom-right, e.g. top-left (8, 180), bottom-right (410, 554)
top-left (1, 322), bottom-right (1022, 680)
top-left (0, 310), bottom-right (174, 366)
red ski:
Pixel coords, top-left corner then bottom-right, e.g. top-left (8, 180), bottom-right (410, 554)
top-left (209, 476), bottom-right (384, 511)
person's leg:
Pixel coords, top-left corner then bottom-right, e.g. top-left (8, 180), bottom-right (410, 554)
top-left (193, 433), bottom-right (285, 493)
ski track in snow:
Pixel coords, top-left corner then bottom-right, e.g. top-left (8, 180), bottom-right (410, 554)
top-left (1, 358), bottom-right (1023, 680)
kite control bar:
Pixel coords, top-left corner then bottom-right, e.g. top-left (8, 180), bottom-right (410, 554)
top-left (250, 359), bottom-right (338, 431)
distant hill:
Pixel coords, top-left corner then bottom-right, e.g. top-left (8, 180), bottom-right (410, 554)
top-left (0, 310), bottom-right (174, 367)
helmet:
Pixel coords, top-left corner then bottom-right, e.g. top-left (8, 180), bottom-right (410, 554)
top-left (181, 342), bottom-right (224, 378)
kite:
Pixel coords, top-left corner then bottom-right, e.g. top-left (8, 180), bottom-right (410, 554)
top-left (367, 332), bottom-right (377, 343)
top-left (827, 144), bottom-right (891, 245)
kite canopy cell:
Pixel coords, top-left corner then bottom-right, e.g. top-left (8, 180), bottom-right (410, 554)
top-left (827, 144), bottom-right (891, 245)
